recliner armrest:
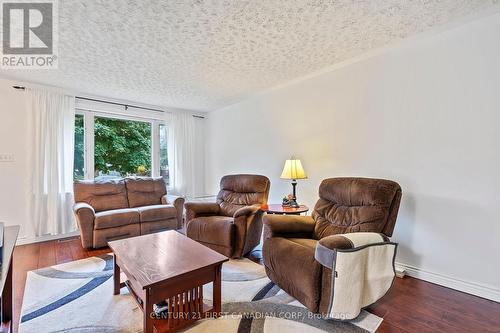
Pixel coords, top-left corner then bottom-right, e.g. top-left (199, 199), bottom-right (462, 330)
top-left (232, 204), bottom-right (266, 258)
top-left (314, 232), bottom-right (397, 320)
top-left (233, 204), bottom-right (262, 218)
top-left (263, 214), bottom-right (315, 239)
top-left (315, 232), bottom-right (390, 268)
top-left (184, 202), bottom-right (220, 222)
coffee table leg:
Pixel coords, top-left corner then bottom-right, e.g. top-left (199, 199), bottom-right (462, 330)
top-left (144, 291), bottom-right (153, 333)
top-left (113, 255), bottom-right (120, 295)
top-left (213, 264), bottom-right (222, 316)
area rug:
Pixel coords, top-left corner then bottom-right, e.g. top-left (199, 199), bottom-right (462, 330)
top-left (19, 255), bottom-right (382, 332)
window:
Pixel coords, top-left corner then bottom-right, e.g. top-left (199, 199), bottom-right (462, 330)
top-left (94, 117), bottom-right (152, 180)
top-left (74, 107), bottom-right (168, 185)
top-left (74, 114), bottom-right (85, 180)
top-left (159, 123), bottom-right (169, 185)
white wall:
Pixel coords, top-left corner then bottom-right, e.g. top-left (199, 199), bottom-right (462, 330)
top-left (205, 13), bottom-right (500, 300)
top-left (0, 79), bottom-right (31, 239)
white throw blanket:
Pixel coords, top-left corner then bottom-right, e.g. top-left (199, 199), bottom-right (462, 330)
top-left (315, 232), bottom-right (397, 320)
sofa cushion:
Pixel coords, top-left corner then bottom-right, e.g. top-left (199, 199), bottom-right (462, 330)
top-left (137, 205), bottom-right (177, 222)
top-left (263, 237), bottom-right (322, 312)
top-left (186, 216), bottom-right (234, 248)
top-left (94, 208), bottom-right (140, 230)
top-left (125, 177), bottom-right (167, 208)
top-left (74, 179), bottom-right (129, 212)
top-left (140, 220), bottom-right (178, 235)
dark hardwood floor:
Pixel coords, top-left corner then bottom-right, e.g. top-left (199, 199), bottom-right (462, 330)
top-left (12, 237), bottom-right (500, 333)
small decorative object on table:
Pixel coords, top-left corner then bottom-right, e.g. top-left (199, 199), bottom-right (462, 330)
top-left (282, 194), bottom-right (299, 208)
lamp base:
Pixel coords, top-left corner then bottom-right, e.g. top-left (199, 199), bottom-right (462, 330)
top-left (291, 179), bottom-right (297, 202)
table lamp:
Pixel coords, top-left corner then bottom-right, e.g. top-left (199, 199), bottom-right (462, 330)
top-left (280, 158), bottom-right (307, 202)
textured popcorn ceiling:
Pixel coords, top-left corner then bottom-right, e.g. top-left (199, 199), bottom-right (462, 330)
top-left (2, 0), bottom-right (499, 111)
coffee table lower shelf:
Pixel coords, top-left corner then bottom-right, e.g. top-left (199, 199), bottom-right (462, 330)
top-left (152, 303), bottom-right (214, 333)
top-left (124, 280), bottom-right (217, 333)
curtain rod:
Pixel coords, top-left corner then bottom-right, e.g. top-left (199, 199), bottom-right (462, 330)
top-left (12, 85), bottom-right (205, 119)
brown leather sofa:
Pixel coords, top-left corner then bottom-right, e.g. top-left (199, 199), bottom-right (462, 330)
top-left (73, 177), bottom-right (184, 248)
top-left (185, 174), bottom-right (270, 258)
top-left (263, 177), bottom-right (402, 314)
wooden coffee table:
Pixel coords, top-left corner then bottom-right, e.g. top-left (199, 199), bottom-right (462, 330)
top-left (109, 231), bottom-right (228, 333)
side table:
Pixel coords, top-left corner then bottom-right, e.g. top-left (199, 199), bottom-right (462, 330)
top-left (264, 204), bottom-right (309, 215)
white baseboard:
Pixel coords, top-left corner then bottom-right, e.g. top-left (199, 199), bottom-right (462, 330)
top-left (396, 262), bottom-right (500, 303)
top-left (16, 231), bottom-right (80, 246)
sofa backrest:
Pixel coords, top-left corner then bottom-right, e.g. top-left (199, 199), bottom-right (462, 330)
top-left (74, 179), bottom-right (129, 212)
top-left (125, 177), bottom-right (167, 208)
top-left (216, 174), bottom-right (270, 217)
top-left (74, 177), bottom-right (168, 211)
top-left (311, 177), bottom-right (402, 239)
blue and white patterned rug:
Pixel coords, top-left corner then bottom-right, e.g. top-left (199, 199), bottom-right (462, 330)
top-left (19, 255), bottom-right (382, 332)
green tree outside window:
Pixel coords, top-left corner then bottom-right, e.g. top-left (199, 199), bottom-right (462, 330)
top-left (94, 117), bottom-right (151, 178)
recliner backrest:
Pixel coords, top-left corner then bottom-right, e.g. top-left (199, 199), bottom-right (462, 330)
top-left (312, 177), bottom-right (402, 239)
top-left (217, 174), bottom-right (270, 217)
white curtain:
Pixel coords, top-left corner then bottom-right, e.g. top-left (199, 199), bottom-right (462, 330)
top-left (166, 111), bottom-right (196, 197)
top-left (27, 88), bottom-right (77, 237)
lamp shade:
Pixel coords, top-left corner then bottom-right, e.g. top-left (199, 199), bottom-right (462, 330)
top-left (280, 159), bottom-right (307, 180)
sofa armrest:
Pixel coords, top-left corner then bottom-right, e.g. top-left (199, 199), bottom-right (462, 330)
top-left (184, 202), bottom-right (220, 222)
top-left (162, 194), bottom-right (185, 228)
top-left (73, 202), bottom-right (95, 249)
top-left (161, 194), bottom-right (182, 205)
top-left (263, 214), bottom-right (315, 240)
top-left (315, 232), bottom-right (390, 268)
top-left (74, 202), bottom-right (95, 215)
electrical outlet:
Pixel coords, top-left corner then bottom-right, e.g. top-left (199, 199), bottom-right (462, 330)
top-left (0, 154), bottom-right (14, 162)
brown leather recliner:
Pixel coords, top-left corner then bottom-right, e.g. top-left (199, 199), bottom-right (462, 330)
top-left (263, 177), bottom-right (402, 314)
top-left (73, 177), bottom-right (184, 248)
top-left (185, 174), bottom-right (270, 258)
